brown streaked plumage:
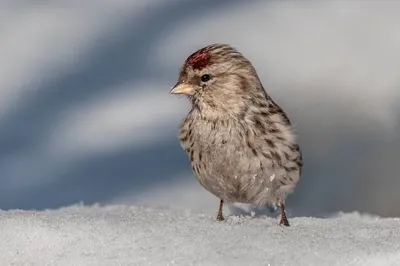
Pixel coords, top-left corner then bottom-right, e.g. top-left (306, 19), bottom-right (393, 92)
top-left (170, 44), bottom-right (302, 226)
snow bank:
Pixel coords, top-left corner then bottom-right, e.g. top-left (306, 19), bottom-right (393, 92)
top-left (1, 205), bottom-right (399, 266)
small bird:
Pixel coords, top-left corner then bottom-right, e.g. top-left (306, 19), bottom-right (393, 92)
top-left (170, 44), bottom-right (302, 226)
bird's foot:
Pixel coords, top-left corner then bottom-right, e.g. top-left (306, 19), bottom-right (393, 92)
top-left (279, 202), bottom-right (290, 226)
top-left (279, 215), bottom-right (290, 226)
top-left (216, 213), bottom-right (225, 221)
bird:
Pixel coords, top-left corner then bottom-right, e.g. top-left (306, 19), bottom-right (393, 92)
top-left (170, 44), bottom-right (302, 226)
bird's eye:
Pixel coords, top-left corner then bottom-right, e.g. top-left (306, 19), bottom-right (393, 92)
top-left (201, 74), bottom-right (211, 82)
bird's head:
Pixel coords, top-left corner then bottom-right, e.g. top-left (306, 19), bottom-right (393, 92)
top-left (170, 44), bottom-right (265, 119)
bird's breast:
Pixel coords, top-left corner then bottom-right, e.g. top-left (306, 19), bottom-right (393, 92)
top-left (179, 114), bottom-right (301, 204)
top-left (181, 118), bottom-right (267, 180)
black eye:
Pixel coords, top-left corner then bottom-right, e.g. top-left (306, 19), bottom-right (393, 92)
top-left (201, 74), bottom-right (211, 82)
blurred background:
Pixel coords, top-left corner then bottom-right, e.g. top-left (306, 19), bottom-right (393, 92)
top-left (1, 0), bottom-right (399, 217)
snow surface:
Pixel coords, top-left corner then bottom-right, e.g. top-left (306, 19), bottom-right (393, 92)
top-left (1, 205), bottom-right (399, 266)
top-left (1, 0), bottom-right (400, 218)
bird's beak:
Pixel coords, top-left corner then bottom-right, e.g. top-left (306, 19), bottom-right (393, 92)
top-left (170, 82), bottom-right (195, 95)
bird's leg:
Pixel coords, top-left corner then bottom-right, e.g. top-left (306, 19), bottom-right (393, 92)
top-left (216, 199), bottom-right (225, 221)
top-left (279, 201), bottom-right (290, 226)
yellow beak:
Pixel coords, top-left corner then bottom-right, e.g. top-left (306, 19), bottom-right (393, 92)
top-left (170, 82), bottom-right (195, 95)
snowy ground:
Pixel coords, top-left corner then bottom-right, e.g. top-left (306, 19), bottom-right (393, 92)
top-left (1, 0), bottom-right (400, 217)
top-left (1, 205), bottom-right (399, 266)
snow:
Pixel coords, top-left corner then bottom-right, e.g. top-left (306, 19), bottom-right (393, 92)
top-left (1, 205), bottom-right (399, 266)
top-left (0, 0), bottom-right (399, 217)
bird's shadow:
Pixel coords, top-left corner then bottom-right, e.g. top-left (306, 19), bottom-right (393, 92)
top-left (227, 204), bottom-right (278, 218)
top-left (227, 203), bottom-right (336, 219)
